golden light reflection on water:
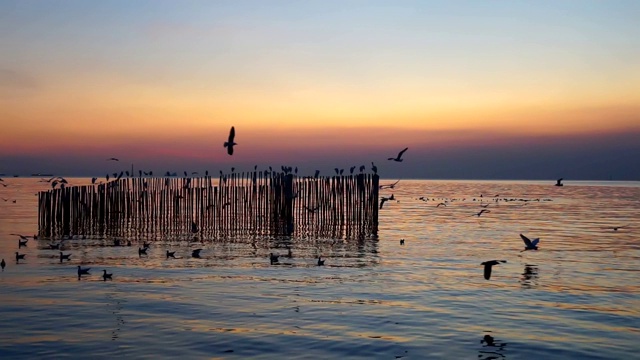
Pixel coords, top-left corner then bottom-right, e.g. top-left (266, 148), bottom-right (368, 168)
top-left (1, 179), bottom-right (640, 358)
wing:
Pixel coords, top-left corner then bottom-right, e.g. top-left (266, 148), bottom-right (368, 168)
top-left (531, 238), bottom-right (540, 246)
top-left (398, 147), bottom-right (409, 157)
top-left (484, 264), bottom-right (492, 280)
top-left (228, 126), bottom-right (235, 142)
top-left (520, 234), bottom-right (532, 247)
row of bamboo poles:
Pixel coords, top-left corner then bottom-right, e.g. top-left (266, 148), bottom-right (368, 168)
top-left (38, 172), bottom-right (379, 241)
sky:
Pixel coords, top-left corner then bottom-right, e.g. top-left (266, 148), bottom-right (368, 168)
top-left (1, 0), bottom-right (639, 180)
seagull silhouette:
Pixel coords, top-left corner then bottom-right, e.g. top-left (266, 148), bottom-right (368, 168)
top-left (15, 252), bottom-right (25, 263)
top-left (317, 256), bottom-right (325, 266)
top-left (388, 147), bottom-right (408, 162)
top-left (102, 269), bottom-right (113, 281)
top-left (77, 266), bottom-right (91, 276)
top-left (1, 258), bottom-right (5, 271)
top-left (603, 225), bottom-right (629, 231)
top-left (166, 250), bottom-right (176, 259)
top-left (474, 209), bottom-right (491, 217)
top-left (192, 249), bottom-right (203, 258)
top-left (107, 158), bottom-right (119, 161)
top-left (270, 252), bottom-right (279, 265)
top-left (224, 126), bottom-right (237, 155)
top-left (59, 252), bottom-right (71, 262)
top-left (138, 247), bottom-right (148, 257)
top-left (555, 178), bottom-right (564, 186)
top-left (481, 260), bottom-right (506, 280)
top-left (520, 233), bottom-right (540, 251)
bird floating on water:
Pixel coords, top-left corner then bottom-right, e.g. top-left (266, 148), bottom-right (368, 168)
top-left (192, 249), bottom-right (203, 258)
top-left (520, 233), bottom-right (540, 251)
top-left (77, 266), bottom-right (91, 276)
top-left (388, 147), bottom-right (408, 162)
top-left (555, 178), bottom-right (564, 186)
top-left (138, 247), bottom-right (148, 257)
top-left (1, 258), bottom-right (5, 271)
top-left (166, 250), bottom-right (176, 259)
top-left (60, 252), bottom-right (71, 262)
top-left (317, 256), bottom-right (325, 266)
top-left (224, 126), bottom-right (237, 155)
top-left (400, 239), bottom-right (405, 245)
top-left (102, 270), bottom-right (113, 281)
top-left (15, 252), bottom-right (25, 263)
top-left (270, 252), bottom-right (279, 265)
top-left (481, 260), bottom-right (506, 280)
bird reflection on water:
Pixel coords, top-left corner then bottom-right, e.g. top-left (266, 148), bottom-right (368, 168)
top-left (520, 264), bottom-right (539, 289)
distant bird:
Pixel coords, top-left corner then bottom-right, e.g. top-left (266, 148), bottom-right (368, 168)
top-left (481, 260), bottom-right (506, 280)
top-left (1, 258), bottom-right (5, 271)
top-left (603, 225), bottom-right (628, 231)
top-left (436, 202), bottom-right (447, 207)
top-left (166, 250), bottom-right (176, 259)
top-left (77, 266), bottom-right (91, 276)
top-left (60, 252), bottom-right (71, 262)
top-left (371, 162), bottom-right (378, 174)
top-left (520, 233), bottom-right (540, 251)
top-left (388, 147), bottom-right (408, 162)
top-left (474, 209), bottom-right (491, 217)
top-left (400, 239), bottom-right (405, 245)
top-left (317, 256), bottom-right (325, 266)
top-left (555, 178), bottom-right (564, 186)
top-left (102, 270), bottom-right (113, 281)
top-left (91, 177), bottom-right (97, 184)
top-left (15, 252), bottom-right (25, 263)
top-left (142, 241), bottom-right (151, 249)
top-left (138, 247), bottom-right (148, 257)
top-left (270, 252), bottom-right (279, 265)
top-left (107, 158), bottom-right (119, 161)
top-left (224, 126), bottom-right (237, 155)
top-left (18, 238), bottom-right (28, 247)
top-left (191, 221), bottom-right (199, 234)
top-left (48, 243), bottom-right (61, 250)
top-left (481, 334), bottom-right (496, 346)
top-left (192, 249), bottom-right (203, 258)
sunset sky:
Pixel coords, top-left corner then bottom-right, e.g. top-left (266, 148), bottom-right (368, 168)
top-left (1, 1), bottom-right (639, 179)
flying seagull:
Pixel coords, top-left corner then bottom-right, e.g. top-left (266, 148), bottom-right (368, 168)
top-left (388, 147), bottom-right (408, 162)
top-left (224, 126), bottom-right (237, 155)
top-left (474, 209), bottom-right (491, 217)
top-left (603, 225), bottom-right (629, 231)
top-left (481, 260), bottom-right (506, 280)
top-left (555, 178), bottom-right (563, 186)
top-left (520, 233), bottom-right (540, 251)
top-left (107, 158), bottom-right (119, 161)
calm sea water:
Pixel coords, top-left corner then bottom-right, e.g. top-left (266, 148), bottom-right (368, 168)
top-left (1, 178), bottom-right (639, 359)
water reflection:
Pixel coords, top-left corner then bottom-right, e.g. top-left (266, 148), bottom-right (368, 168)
top-left (479, 333), bottom-right (507, 359)
top-left (105, 290), bottom-right (125, 341)
top-left (520, 264), bottom-right (539, 289)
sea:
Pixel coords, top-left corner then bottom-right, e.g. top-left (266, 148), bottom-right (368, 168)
top-left (1, 178), bottom-right (639, 359)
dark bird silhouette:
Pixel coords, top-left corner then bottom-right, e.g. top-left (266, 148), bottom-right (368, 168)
top-left (138, 247), bottom-right (148, 257)
top-left (520, 233), bottom-right (540, 251)
top-left (388, 147), bottom-right (408, 162)
top-left (475, 209), bottom-right (491, 217)
top-left (481, 334), bottom-right (496, 346)
top-left (603, 225), bottom-right (629, 231)
top-left (77, 266), bottom-right (91, 276)
top-left (436, 202), bottom-right (447, 207)
top-left (192, 249), bottom-right (203, 258)
top-left (224, 126), bottom-right (237, 155)
top-left (270, 252), bottom-right (279, 265)
top-left (107, 158), bottom-right (119, 161)
top-left (102, 269), bottom-right (113, 281)
top-left (191, 221), bottom-right (199, 234)
top-left (481, 260), bottom-right (506, 280)
top-left (15, 252), bottom-right (25, 263)
top-left (371, 162), bottom-right (378, 174)
top-left (400, 239), bottom-right (405, 245)
top-left (60, 252), bottom-right (71, 262)
top-left (317, 256), bottom-right (325, 266)
top-left (1, 258), bottom-right (5, 271)
top-left (555, 178), bottom-right (564, 186)
top-left (166, 250), bottom-right (176, 259)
